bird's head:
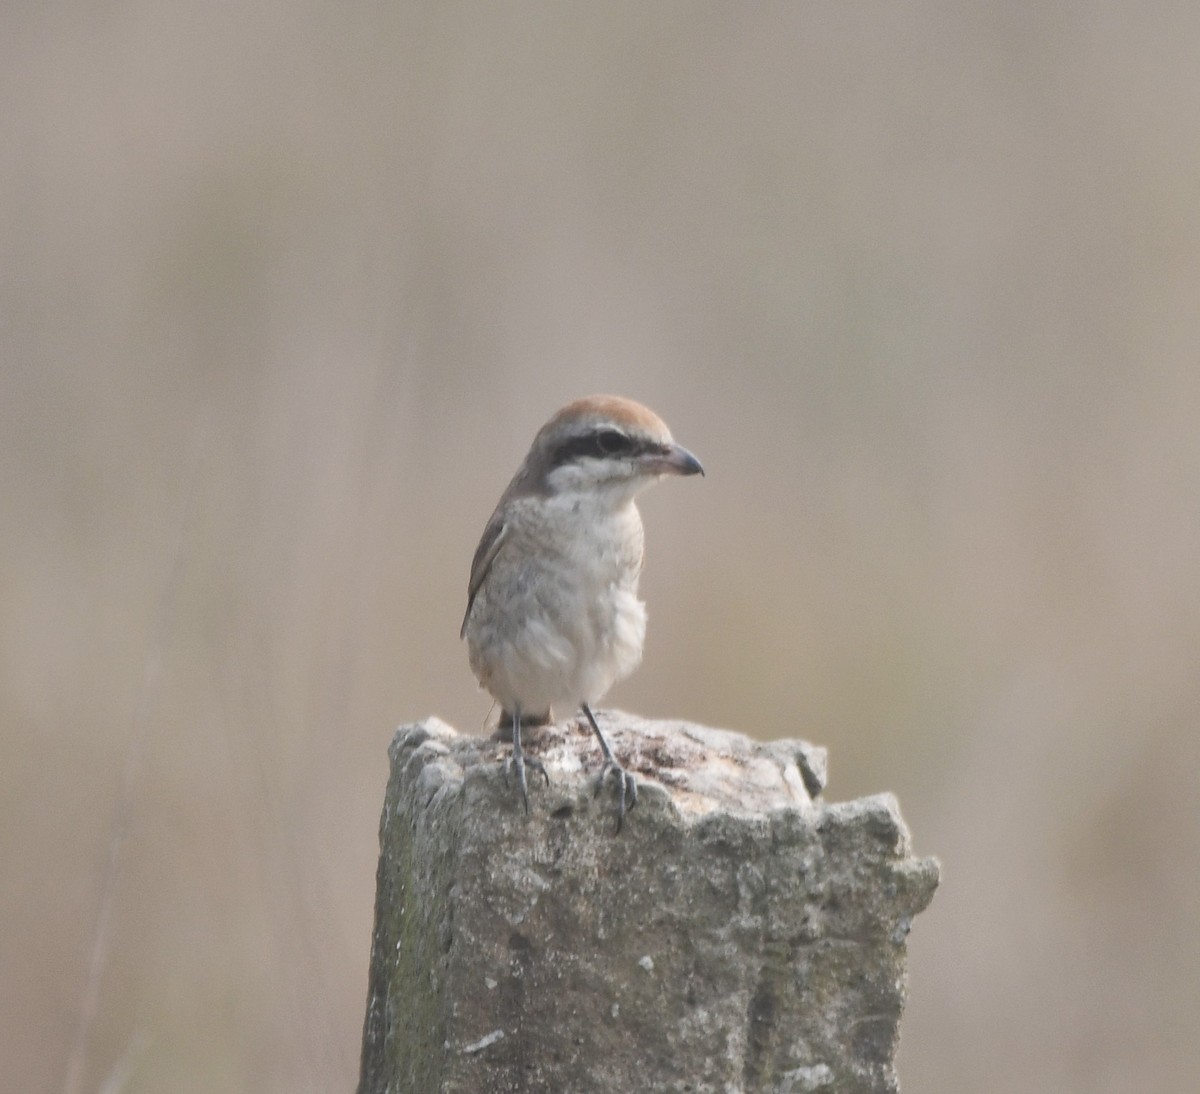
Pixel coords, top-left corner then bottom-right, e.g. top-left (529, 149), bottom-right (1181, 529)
top-left (520, 395), bottom-right (704, 503)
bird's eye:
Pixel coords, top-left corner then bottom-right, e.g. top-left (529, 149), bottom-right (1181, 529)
top-left (595, 430), bottom-right (632, 456)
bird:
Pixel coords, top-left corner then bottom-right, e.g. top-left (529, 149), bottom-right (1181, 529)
top-left (461, 394), bottom-right (704, 830)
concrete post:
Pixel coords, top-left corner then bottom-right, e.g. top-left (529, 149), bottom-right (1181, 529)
top-left (357, 712), bottom-right (938, 1094)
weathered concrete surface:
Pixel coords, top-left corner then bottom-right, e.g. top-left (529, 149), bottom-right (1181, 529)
top-left (357, 712), bottom-right (939, 1094)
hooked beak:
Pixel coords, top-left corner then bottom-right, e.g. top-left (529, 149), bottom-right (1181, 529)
top-left (648, 442), bottom-right (705, 478)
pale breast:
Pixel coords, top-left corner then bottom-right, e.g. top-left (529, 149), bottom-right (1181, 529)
top-left (465, 496), bottom-right (648, 714)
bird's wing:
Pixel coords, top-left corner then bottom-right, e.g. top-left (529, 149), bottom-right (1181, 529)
top-left (460, 514), bottom-right (509, 638)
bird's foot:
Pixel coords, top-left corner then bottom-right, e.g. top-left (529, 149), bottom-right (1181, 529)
top-left (595, 758), bottom-right (638, 833)
top-left (503, 751), bottom-right (550, 815)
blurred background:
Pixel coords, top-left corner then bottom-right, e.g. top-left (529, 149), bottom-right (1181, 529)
top-left (4, 3), bottom-right (1199, 1092)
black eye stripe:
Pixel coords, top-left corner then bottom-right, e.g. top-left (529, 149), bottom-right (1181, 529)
top-left (551, 429), bottom-right (647, 466)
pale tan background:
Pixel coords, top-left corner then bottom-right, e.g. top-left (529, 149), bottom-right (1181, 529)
top-left (4, 3), bottom-right (1199, 1092)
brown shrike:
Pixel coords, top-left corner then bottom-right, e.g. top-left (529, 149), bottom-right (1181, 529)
top-left (461, 395), bottom-right (704, 830)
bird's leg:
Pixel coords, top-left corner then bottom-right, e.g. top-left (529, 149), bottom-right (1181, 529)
top-left (503, 705), bottom-right (548, 816)
top-left (581, 703), bottom-right (638, 832)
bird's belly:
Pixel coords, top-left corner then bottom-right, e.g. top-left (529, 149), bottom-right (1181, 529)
top-left (469, 562), bottom-right (646, 717)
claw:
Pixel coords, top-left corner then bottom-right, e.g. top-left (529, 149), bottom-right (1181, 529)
top-left (595, 759), bottom-right (638, 833)
top-left (500, 707), bottom-right (549, 817)
top-left (503, 752), bottom-right (549, 815)
top-left (580, 703), bottom-right (639, 833)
